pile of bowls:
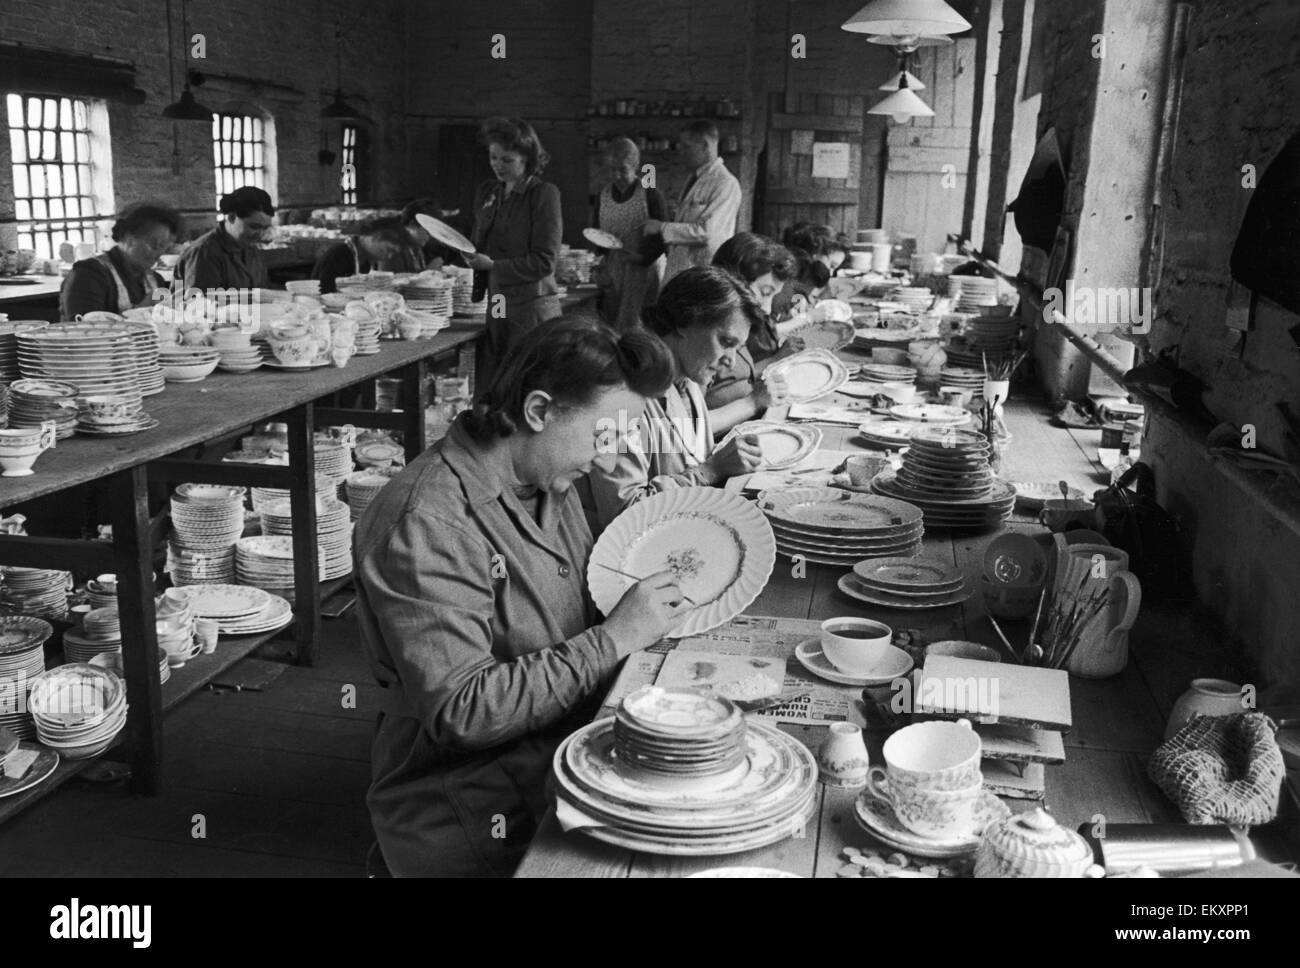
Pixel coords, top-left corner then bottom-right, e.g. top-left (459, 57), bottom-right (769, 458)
top-left (211, 328), bottom-right (262, 373)
top-left (160, 346), bottom-right (220, 383)
top-left (0, 615), bottom-right (53, 740)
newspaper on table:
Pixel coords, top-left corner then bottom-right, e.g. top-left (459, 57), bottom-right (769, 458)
top-left (600, 615), bottom-right (865, 727)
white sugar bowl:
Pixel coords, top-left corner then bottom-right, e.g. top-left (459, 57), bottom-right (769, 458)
top-left (975, 808), bottom-right (1104, 878)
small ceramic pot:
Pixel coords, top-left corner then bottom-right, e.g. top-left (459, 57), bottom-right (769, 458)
top-left (1165, 678), bottom-right (1246, 740)
top-left (817, 722), bottom-right (871, 788)
top-left (975, 808), bottom-right (1103, 878)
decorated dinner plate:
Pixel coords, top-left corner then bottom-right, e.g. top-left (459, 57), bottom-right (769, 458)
top-left (853, 788), bottom-right (1010, 858)
top-left (786, 319), bottom-right (855, 352)
top-left (837, 574), bottom-right (971, 609)
top-left (588, 487), bottom-right (775, 638)
top-left (183, 584), bottom-right (271, 619)
top-left (415, 214), bottom-right (476, 254)
top-left (852, 556), bottom-right (963, 590)
top-left (721, 421), bottom-right (821, 471)
top-left (763, 348), bottom-right (851, 403)
top-left (758, 487), bottom-right (923, 534)
top-left (0, 744), bottom-right (59, 799)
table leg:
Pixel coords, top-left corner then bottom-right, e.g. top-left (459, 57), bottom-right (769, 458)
top-left (400, 359), bottom-right (428, 462)
top-left (286, 403), bottom-right (320, 666)
top-left (111, 465), bottom-right (163, 796)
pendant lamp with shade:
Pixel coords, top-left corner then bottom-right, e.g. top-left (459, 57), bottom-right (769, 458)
top-left (841, 0), bottom-right (972, 39)
top-left (869, 88), bottom-right (935, 124)
top-left (322, 20), bottom-right (366, 122)
top-left (162, 0), bottom-right (214, 120)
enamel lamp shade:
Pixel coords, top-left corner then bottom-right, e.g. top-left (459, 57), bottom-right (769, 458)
top-left (868, 88), bottom-right (935, 124)
top-left (841, 0), bottom-right (972, 35)
top-left (879, 70), bottom-right (927, 91)
top-left (162, 87), bottom-right (214, 121)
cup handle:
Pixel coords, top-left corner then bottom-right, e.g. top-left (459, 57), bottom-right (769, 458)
top-left (863, 766), bottom-right (893, 806)
top-left (187, 637), bottom-right (204, 659)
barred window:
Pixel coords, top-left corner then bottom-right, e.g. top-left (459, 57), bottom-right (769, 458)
top-left (212, 113), bottom-right (266, 210)
top-left (5, 93), bottom-right (110, 260)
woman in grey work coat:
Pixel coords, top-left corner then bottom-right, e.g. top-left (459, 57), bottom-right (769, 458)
top-left (468, 116), bottom-right (564, 390)
top-left (354, 316), bottom-right (690, 877)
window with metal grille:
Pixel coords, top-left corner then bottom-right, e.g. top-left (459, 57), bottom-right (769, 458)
top-left (212, 113), bottom-right (266, 210)
top-left (341, 124), bottom-right (358, 205)
top-left (5, 93), bottom-right (107, 260)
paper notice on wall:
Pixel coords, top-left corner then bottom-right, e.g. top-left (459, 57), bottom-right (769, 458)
top-left (812, 142), bottom-right (851, 179)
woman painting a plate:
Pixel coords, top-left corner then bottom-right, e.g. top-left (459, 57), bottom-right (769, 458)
top-left (581, 266), bottom-right (788, 534)
top-left (354, 316), bottom-right (691, 877)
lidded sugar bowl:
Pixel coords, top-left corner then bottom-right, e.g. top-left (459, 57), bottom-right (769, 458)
top-left (975, 808), bottom-right (1105, 878)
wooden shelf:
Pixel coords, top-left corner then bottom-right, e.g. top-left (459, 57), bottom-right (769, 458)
top-left (588, 114), bottom-right (742, 123)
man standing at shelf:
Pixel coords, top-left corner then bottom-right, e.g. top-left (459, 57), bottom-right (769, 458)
top-left (643, 120), bottom-right (742, 285)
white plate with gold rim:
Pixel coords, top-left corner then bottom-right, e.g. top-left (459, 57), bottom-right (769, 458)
top-left (763, 348), bottom-right (851, 403)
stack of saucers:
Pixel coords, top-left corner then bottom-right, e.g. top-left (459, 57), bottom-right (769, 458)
top-left (353, 320), bottom-right (381, 355)
top-left (0, 616), bottom-right (53, 740)
top-left (888, 286), bottom-right (935, 313)
top-left (167, 543), bottom-right (236, 586)
top-left (313, 438), bottom-right (354, 488)
top-left (938, 366), bottom-right (985, 391)
top-left (258, 497), bottom-right (353, 580)
top-left (28, 663), bottom-right (128, 759)
top-left (345, 468), bottom-right (400, 521)
top-left (613, 686), bottom-right (747, 777)
top-left (838, 556), bottom-right (971, 610)
top-left (870, 428), bottom-right (1015, 530)
top-left (0, 567), bottom-right (71, 620)
top-left (859, 362), bottom-right (918, 384)
top-left (170, 484), bottom-right (246, 548)
top-left (73, 393), bottom-right (158, 436)
top-left (0, 320), bottom-right (49, 382)
top-left (234, 537), bottom-right (302, 601)
top-left (7, 379), bottom-right (78, 439)
top-left (250, 473), bottom-right (338, 512)
top-left (948, 276), bottom-right (1000, 312)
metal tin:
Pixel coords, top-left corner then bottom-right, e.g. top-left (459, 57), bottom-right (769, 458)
top-left (1077, 823), bottom-right (1256, 875)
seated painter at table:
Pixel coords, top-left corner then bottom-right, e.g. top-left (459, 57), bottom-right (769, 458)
top-left (704, 232), bottom-right (804, 422)
top-left (355, 315), bottom-right (690, 877)
top-left (387, 197), bottom-right (468, 272)
top-left (310, 217), bottom-right (408, 293)
top-left (581, 266), bottom-right (783, 534)
top-left (177, 186), bottom-right (275, 293)
top-left (59, 202), bottom-right (181, 319)
top-left (772, 222), bottom-right (847, 319)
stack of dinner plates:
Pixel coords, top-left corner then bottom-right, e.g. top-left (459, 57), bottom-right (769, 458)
top-left (948, 276), bottom-right (1000, 312)
top-left (257, 497), bottom-right (353, 580)
top-left (838, 556), bottom-right (971, 610)
top-left (28, 663), bottom-right (128, 759)
top-left (353, 320), bottom-right (381, 355)
top-left (167, 542), bottom-right (236, 586)
top-left (398, 275), bottom-right (454, 315)
top-left (88, 647), bottom-right (171, 685)
top-left (205, 590), bottom-right (293, 637)
top-left (870, 428), bottom-right (1015, 530)
top-left (961, 314), bottom-right (1020, 355)
top-left (121, 321), bottom-right (165, 396)
top-left (0, 616), bottom-right (53, 740)
top-left (0, 382), bottom-right (8, 428)
top-left (61, 607), bottom-right (122, 663)
top-left (887, 286), bottom-right (935, 313)
top-left (551, 687), bottom-right (818, 857)
top-left (17, 324), bottom-right (146, 400)
top-left (313, 439), bottom-right (354, 488)
top-left (613, 686), bottom-right (747, 778)
top-left (938, 366), bottom-right (985, 390)
top-left (181, 583), bottom-right (275, 635)
top-left (0, 567), bottom-right (71, 620)
top-left (0, 321), bottom-right (48, 382)
top-left (250, 473), bottom-right (339, 512)
top-left (7, 379), bottom-right (79, 439)
top-left (234, 537), bottom-right (298, 601)
top-left (345, 468), bottom-right (399, 520)
top-left (452, 277), bottom-right (486, 316)
top-left (859, 362), bottom-right (918, 384)
top-left (756, 487), bottom-right (925, 566)
top-left (855, 419), bottom-right (920, 450)
top-left (170, 484), bottom-right (246, 550)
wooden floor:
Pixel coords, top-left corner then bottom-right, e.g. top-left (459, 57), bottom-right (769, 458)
top-left (0, 393), bottom-right (1292, 875)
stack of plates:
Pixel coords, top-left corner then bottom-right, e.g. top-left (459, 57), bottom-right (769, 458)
top-left (182, 583), bottom-right (275, 634)
top-left (948, 276), bottom-right (1000, 312)
top-left (938, 366), bottom-right (985, 390)
top-left (17, 324), bottom-right (147, 399)
top-left (889, 403), bottom-right (972, 427)
top-left (121, 321), bottom-right (165, 396)
top-left (0, 567), bottom-right (71, 620)
top-left (839, 556), bottom-right (970, 610)
top-left (452, 277), bottom-right (486, 316)
top-left (345, 468), bottom-right (399, 520)
top-left (855, 419), bottom-right (920, 450)
top-left (314, 439), bottom-right (354, 486)
top-left (210, 591), bottom-right (293, 636)
top-left (170, 484), bottom-right (246, 549)
top-left (398, 276), bottom-right (454, 315)
top-left (0, 382), bottom-right (8, 428)
top-left (756, 487), bottom-right (924, 565)
top-left (86, 647), bottom-right (171, 684)
top-left (613, 687), bottom-right (747, 777)
top-left (353, 320), bottom-right (381, 355)
top-left (7, 379), bottom-right (79, 439)
top-left (285, 280), bottom-right (322, 297)
top-left (215, 344), bottom-right (264, 373)
top-left (961, 314), bottom-right (1019, 355)
top-left (28, 664), bottom-right (127, 759)
top-left (859, 362), bottom-right (918, 384)
top-left (887, 286), bottom-right (934, 312)
top-left (551, 710), bottom-right (818, 856)
top-left (234, 537), bottom-right (299, 600)
top-left (402, 309), bottom-right (452, 338)
top-left (62, 628), bottom-right (120, 664)
top-left (250, 473), bottom-right (339, 511)
top-left (74, 397), bottom-right (158, 436)
top-left (168, 542), bottom-right (236, 585)
top-left (871, 429), bottom-right (1015, 529)
top-left (0, 320), bottom-right (49, 381)
top-left (0, 616), bottom-right (53, 740)
top-left (258, 497), bottom-right (353, 580)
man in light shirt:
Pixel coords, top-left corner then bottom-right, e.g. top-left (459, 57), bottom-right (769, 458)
top-left (644, 120), bottom-right (742, 284)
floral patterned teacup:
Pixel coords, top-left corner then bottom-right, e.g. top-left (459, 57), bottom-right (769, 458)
top-left (864, 772), bottom-right (983, 840)
top-left (877, 718), bottom-right (983, 793)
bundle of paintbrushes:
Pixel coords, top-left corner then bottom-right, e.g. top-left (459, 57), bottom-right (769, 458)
top-left (1037, 574), bottom-right (1111, 670)
top-left (982, 350), bottom-right (1029, 382)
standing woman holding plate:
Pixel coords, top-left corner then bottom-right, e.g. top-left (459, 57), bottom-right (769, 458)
top-left (468, 117), bottom-right (563, 391)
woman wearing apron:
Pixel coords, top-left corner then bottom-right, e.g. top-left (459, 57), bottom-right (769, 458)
top-left (468, 117), bottom-right (563, 392)
top-left (310, 217), bottom-right (408, 293)
top-left (59, 202), bottom-right (181, 319)
top-left (354, 315), bottom-right (687, 876)
top-left (592, 138), bottom-right (666, 332)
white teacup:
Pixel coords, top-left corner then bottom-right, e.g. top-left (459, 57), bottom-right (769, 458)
top-left (875, 719), bottom-right (983, 793)
top-left (0, 422), bottom-right (56, 477)
top-left (820, 618), bottom-right (893, 676)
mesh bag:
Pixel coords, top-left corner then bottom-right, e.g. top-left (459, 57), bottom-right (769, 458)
top-left (1148, 713), bottom-right (1284, 825)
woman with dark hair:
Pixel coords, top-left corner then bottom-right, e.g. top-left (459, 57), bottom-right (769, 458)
top-left (59, 202), bottom-right (181, 318)
top-left (773, 222), bottom-right (847, 318)
top-left (354, 315), bottom-right (686, 877)
top-left (582, 266), bottom-right (778, 532)
top-left (468, 116), bottom-right (564, 388)
top-left (390, 197), bottom-right (467, 271)
top-left (178, 186), bottom-right (275, 293)
top-left (310, 216), bottom-right (409, 293)
top-left (705, 232), bottom-right (804, 421)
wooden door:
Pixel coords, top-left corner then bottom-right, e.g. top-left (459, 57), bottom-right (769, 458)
top-left (761, 92), bottom-right (872, 242)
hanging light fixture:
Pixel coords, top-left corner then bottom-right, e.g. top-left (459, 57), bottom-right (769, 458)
top-left (321, 21), bottom-right (366, 121)
top-left (866, 34), bottom-right (955, 52)
top-left (162, 0), bottom-right (214, 120)
top-left (868, 62), bottom-right (935, 126)
top-left (841, 0), bottom-right (971, 43)
top-left (879, 52), bottom-right (926, 91)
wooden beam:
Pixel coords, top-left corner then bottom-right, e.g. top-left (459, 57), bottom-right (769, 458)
top-left (0, 535), bottom-right (115, 571)
top-left (770, 113), bottom-right (862, 133)
top-left (148, 459), bottom-right (294, 489)
top-left (313, 407), bottom-right (406, 431)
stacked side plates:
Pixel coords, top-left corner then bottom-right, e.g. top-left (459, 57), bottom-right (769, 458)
top-left (839, 556), bottom-right (971, 610)
top-left (859, 362), bottom-right (918, 384)
top-left (17, 324), bottom-right (146, 400)
top-left (871, 428), bottom-right (1015, 530)
top-left (314, 439), bottom-right (354, 488)
top-left (28, 664), bottom-right (128, 759)
top-left (73, 394), bottom-right (158, 436)
top-left (0, 616), bottom-right (53, 740)
top-left (856, 419), bottom-right (920, 450)
top-left (170, 484), bottom-right (246, 548)
top-left (948, 276), bottom-right (1000, 312)
top-left (353, 319), bottom-right (381, 355)
top-left (887, 286), bottom-right (934, 312)
top-left (452, 277), bottom-right (486, 316)
top-left (168, 543), bottom-right (236, 585)
top-left (345, 468), bottom-right (400, 520)
top-left (938, 366), bottom-right (985, 390)
top-left (258, 497), bottom-right (353, 580)
top-left (756, 487), bottom-right (924, 566)
top-left (0, 567), bottom-right (71, 620)
top-left (182, 583), bottom-right (275, 634)
top-left (398, 275), bottom-right (453, 315)
top-left (0, 320), bottom-right (49, 382)
top-left (613, 686), bottom-right (746, 777)
top-left (7, 379), bottom-right (79, 439)
top-left (250, 473), bottom-right (338, 512)
top-left (87, 648), bottom-right (172, 684)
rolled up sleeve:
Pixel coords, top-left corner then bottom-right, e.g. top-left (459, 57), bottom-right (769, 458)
top-left (359, 509), bottom-right (620, 752)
